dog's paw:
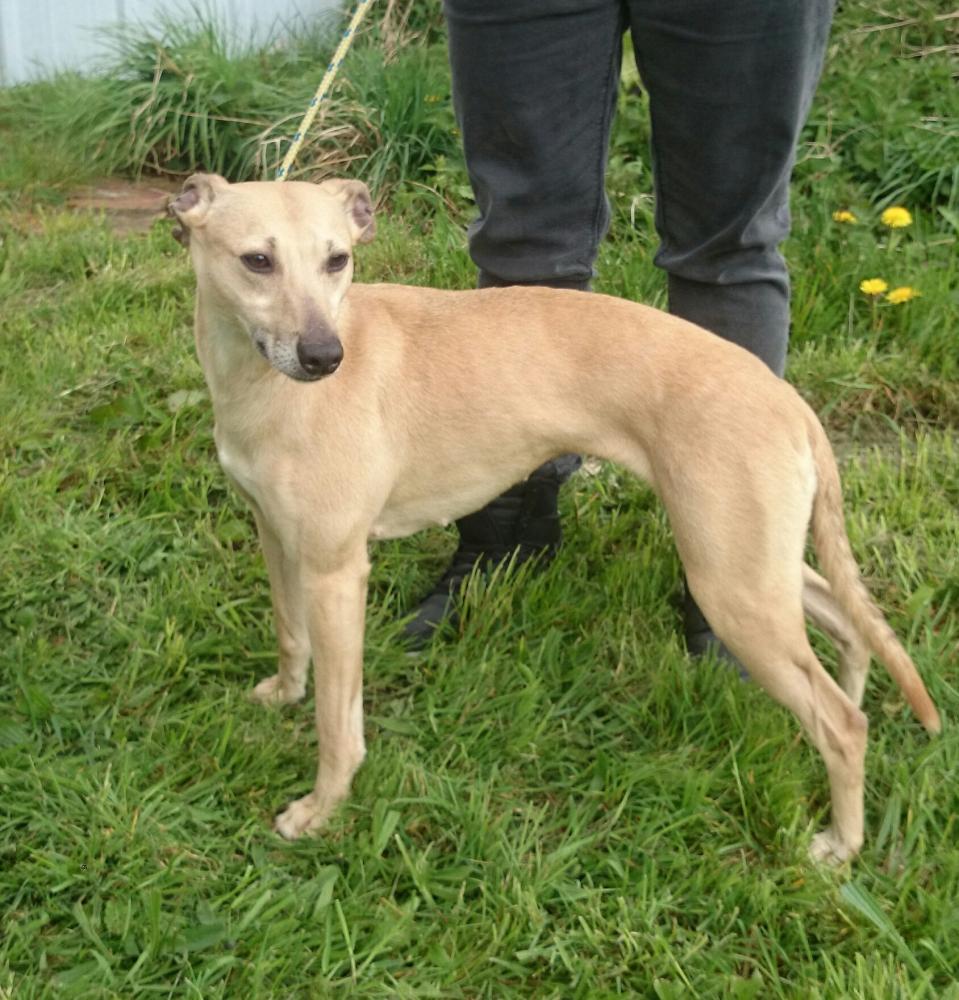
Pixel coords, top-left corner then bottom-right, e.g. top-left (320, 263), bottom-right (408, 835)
top-left (273, 792), bottom-right (335, 840)
top-left (809, 829), bottom-right (857, 866)
top-left (249, 674), bottom-right (305, 707)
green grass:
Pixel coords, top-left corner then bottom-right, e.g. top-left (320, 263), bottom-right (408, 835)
top-left (2, 2), bottom-right (958, 996)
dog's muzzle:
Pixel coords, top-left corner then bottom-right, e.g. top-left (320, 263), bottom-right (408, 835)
top-left (295, 336), bottom-right (343, 380)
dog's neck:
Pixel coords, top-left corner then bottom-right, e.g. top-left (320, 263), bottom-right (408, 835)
top-left (193, 287), bottom-right (274, 405)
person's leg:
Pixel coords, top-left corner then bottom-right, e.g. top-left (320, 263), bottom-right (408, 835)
top-left (628, 0), bottom-right (834, 654)
top-left (629, 0), bottom-right (833, 374)
top-left (404, 1), bottom-right (625, 645)
top-left (446, 0), bottom-right (626, 288)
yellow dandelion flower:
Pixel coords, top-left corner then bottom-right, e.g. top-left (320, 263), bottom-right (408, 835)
top-left (886, 286), bottom-right (921, 304)
top-left (859, 278), bottom-right (888, 295)
top-left (832, 209), bottom-right (857, 224)
top-left (881, 206), bottom-right (912, 228)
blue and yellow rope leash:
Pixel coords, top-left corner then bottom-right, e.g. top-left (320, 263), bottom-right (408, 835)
top-left (276, 0), bottom-right (375, 181)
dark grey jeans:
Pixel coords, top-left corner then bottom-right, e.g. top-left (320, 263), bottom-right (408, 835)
top-left (444, 0), bottom-right (834, 377)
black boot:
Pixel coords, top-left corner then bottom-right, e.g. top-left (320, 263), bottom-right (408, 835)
top-left (682, 579), bottom-right (748, 677)
top-left (403, 458), bottom-right (577, 647)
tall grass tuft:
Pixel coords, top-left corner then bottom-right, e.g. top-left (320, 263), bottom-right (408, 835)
top-left (797, 9), bottom-right (959, 211)
top-left (2, 14), bottom-right (334, 180)
top-left (0, 4), bottom-right (457, 190)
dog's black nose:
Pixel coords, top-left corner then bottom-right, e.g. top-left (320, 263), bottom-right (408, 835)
top-left (296, 336), bottom-right (343, 378)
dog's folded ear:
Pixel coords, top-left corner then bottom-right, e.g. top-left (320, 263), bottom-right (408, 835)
top-left (168, 173), bottom-right (228, 246)
top-left (316, 178), bottom-right (376, 245)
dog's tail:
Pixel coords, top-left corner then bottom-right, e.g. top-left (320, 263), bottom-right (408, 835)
top-left (805, 407), bottom-right (940, 733)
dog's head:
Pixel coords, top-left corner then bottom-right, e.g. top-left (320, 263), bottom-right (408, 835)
top-left (170, 173), bottom-right (375, 381)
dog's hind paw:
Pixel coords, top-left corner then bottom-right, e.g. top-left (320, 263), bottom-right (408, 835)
top-left (249, 674), bottom-right (306, 707)
top-left (274, 792), bottom-right (336, 840)
top-left (809, 829), bottom-right (859, 866)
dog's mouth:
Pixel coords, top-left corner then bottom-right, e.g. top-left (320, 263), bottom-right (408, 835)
top-left (285, 366), bottom-right (337, 383)
top-left (253, 333), bottom-right (270, 360)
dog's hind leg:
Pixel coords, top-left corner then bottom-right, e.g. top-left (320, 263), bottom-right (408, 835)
top-left (274, 544), bottom-right (370, 840)
top-left (802, 564), bottom-right (870, 708)
top-left (693, 578), bottom-right (869, 864)
top-left (249, 512), bottom-right (311, 706)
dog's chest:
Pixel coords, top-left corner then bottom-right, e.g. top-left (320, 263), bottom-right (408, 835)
top-left (369, 481), bottom-right (506, 540)
top-left (214, 430), bottom-right (263, 506)
top-left (369, 507), bottom-right (452, 541)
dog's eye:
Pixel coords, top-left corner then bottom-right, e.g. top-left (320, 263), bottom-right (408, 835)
top-left (241, 253), bottom-right (273, 273)
top-left (327, 253), bottom-right (350, 273)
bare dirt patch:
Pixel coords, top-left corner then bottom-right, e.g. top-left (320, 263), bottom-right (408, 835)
top-left (67, 178), bottom-right (181, 234)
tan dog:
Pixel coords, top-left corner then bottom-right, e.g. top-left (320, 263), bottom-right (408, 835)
top-left (171, 173), bottom-right (940, 864)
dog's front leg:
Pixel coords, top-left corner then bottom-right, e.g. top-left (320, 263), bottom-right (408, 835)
top-left (249, 512), bottom-right (310, 706)
top-left (274, 548), bottom-right (370, 840)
